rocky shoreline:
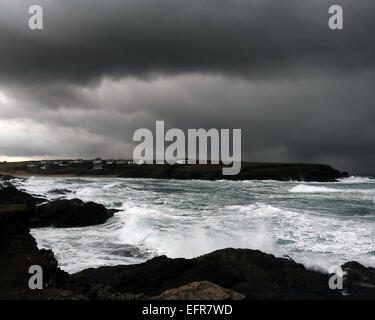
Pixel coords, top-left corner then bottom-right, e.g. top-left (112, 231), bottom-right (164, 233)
top-left (0, 175), bottom-right (373, 300)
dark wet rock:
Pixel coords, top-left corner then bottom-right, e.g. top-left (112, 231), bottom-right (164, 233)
top-left (0, 204), bottom-right (65, 299)
top-left (0, 204), bottom-right (137, 300)
top-left (0, 186), bottom-right (45, 205)
top-left (76, 248), bottom-right (342, 300)
top-left (30, 198), bottom-right (117, 228)
top-left (0, 181), bottom-right (12, 189)
top-left (48, 189), bottom-right (72, 195)
top-left (0, 174), bottom-right (15, 181)
top-left (341, 261), bottom-right (375, 299)
top-left (0, 175), bottom-right (16, 189)
top-left (0, 220), bottom-right (55, 298)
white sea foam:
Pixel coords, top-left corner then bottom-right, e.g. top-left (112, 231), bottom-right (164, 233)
top-left (289, 185), bottom-right (340, 193)
top-left (338, 176), bottom-right (375, 184)
top-left (22, 176), bottom-right (375, 273)
top-left (290, 184), bottom-right (375, 195)
top-left (114, 200), bottom-right (278, 259)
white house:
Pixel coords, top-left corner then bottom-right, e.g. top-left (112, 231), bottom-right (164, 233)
top-left (59, 163), bottom-right (69, 167)
top-left (93, 163), bottom-right (103, 170)
top-left (40, 160), bottom-right (49, 170)
top-left (93, 158), bottom-right (103, 170)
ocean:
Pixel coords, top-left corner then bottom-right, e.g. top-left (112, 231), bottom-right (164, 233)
top-left (13, 176), bottom-right (375, 274)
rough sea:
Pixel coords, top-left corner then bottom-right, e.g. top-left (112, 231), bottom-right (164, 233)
top-left (13, 176), bottom-right (375, 274)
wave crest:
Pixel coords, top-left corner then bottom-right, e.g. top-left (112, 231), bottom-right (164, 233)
top-left (289, 185), bottom-right (339, 193)
top-left (338, 176), bottom-right (375, 184)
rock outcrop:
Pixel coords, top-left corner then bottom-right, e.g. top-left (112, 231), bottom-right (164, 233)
top-left (76, 248), bottom-right (342, 299)
top-left (0, 186), bottom-right (45, 205)
top-left (0, 174), bottom-right (16, 182)
top-left (0, 203), bottom-right (137, 300)
top-left (0, 184), bottom-right (117, 229)
top-left (342, 261), bottom-right (375, 299)
top-left (48, 188), bottom-right (73, 195)
top-left (77, 249), bottom-right (375, 300)
top-left (30, 199), bottom-right (117, 228)
top-left (0, 203), bottom-right (71, 299)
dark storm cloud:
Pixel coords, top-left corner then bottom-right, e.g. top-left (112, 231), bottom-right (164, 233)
top-left (0, 0), bottom-right (374, 173)
top-left (0, 0), bottom-right (375, 84)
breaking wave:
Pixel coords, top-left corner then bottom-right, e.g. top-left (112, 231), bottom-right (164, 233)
top-left (338, 176), bottom-right (375, 184)
top-left (18, 176), bottom-right (375, 273)
top-left (289, 185), bottom-right (340, 193)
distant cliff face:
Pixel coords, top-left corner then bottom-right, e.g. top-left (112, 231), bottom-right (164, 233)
top-left (118, 162), bottom-right (348, 182)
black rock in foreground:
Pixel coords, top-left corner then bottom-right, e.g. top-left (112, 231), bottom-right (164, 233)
top-left (77, 250), bottom-right (375, 300)
top-left (0, 204), bottom-right (109, 299)
top-left (30, 199), bottom-right (117, 228)
top-left (342, 262), bottom-right (375, 299)
top-left (76, 249), bottom-right (341, 299)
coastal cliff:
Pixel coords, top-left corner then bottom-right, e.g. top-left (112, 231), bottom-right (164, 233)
top-left (118, 162), bottom-right (348, 182)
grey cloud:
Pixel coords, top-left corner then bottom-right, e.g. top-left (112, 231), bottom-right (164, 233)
top-left (0, 0), bottom-right (374, 84)
top-left (1, 73), bottom-right (375, 172)
top-left (0, 0), bottom-right (374, 173)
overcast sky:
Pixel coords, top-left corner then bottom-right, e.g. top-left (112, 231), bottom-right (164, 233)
top-left (0, 0), bottom-right (374, 173)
